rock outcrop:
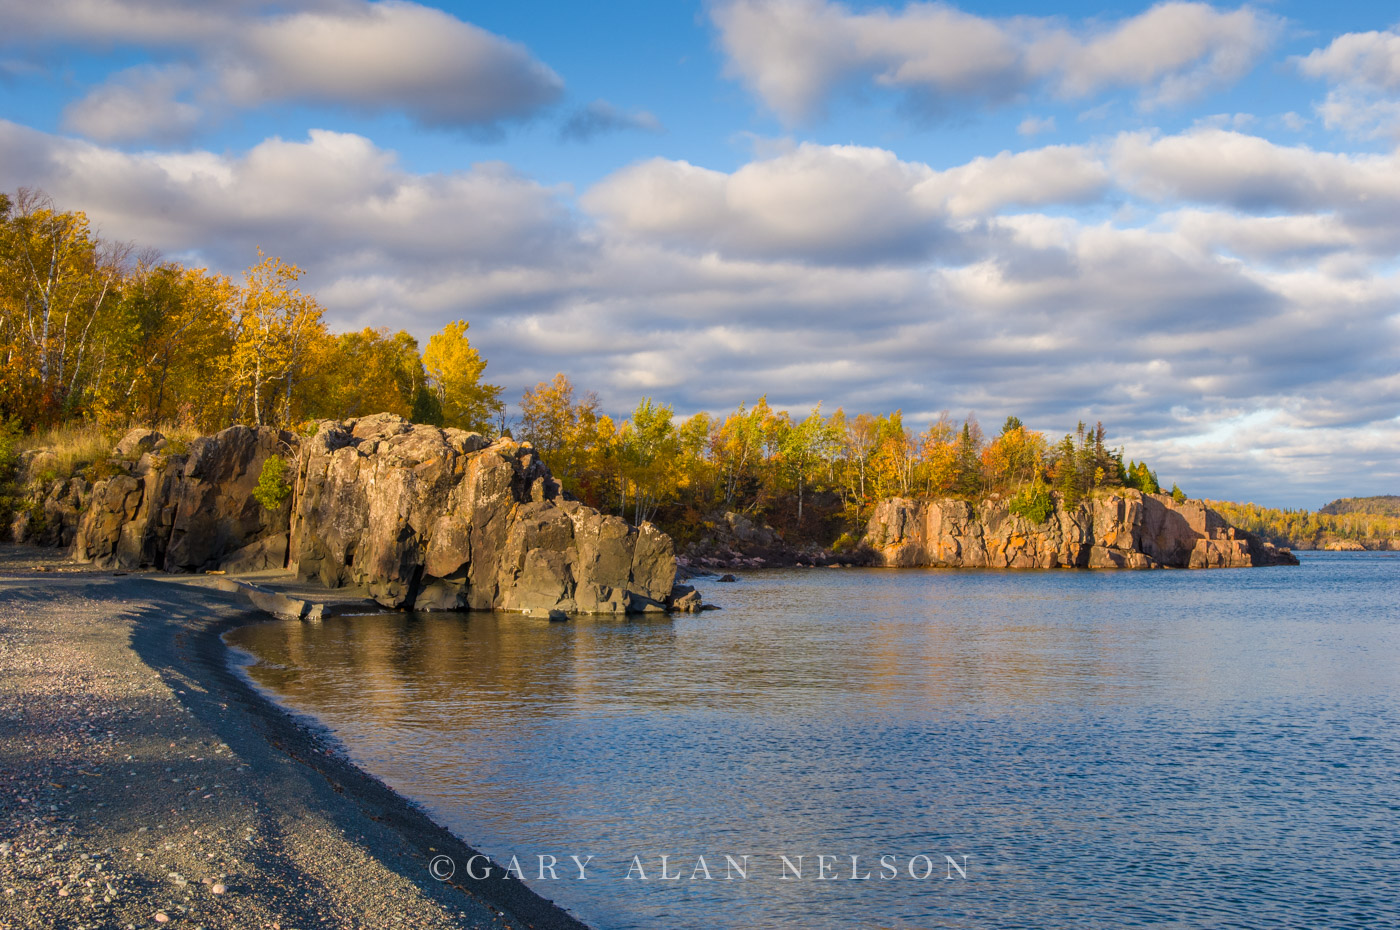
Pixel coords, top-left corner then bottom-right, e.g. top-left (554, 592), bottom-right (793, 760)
top-left (12, 416), bottom-right (694, 613)
top-left (287, 414), bottom-right (679, 612)
top-left (862, 492), bottom-right (1298, 569)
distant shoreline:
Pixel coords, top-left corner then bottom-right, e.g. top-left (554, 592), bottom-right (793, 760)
top-left (0, 545), bottom-right (590, 930)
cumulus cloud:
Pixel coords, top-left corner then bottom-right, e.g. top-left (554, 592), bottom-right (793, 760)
top-left (1298, 30), bottom-right (1400, 139)
top-left (1034, 2), bottom-right (1274, 106)
top-left (2, 0), bottom-right (563, 138)
top-left (0, 119), bottom-right (578, 275)
top-left (1315, 87), bottom-right (1400, 140)
top-left (1112, 129), bottom-right (1400, 219)
top-left (2, 120), bottom-right (1397, 504)
top-left (559, 100), bottom-right (664, 142)
top-left (1298, 29), bottom-right (1400, 89)
top-left (62, 65), bottom-right (203, 143)
top-left (584, 144), bottom-right (951, 263)
top-left (583, 142), bottom-right (1107, 263)
top-left (223, 2), bottom-right (563, 130)
top-left (711, 0), bottom-right (1279, 123)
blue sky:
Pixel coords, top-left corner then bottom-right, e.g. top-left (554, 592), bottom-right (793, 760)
top-left (1, 0), bottom-right (1398, 506)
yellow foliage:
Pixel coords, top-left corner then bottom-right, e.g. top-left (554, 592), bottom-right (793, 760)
top-left (422, 320), bottom-right (503, 434)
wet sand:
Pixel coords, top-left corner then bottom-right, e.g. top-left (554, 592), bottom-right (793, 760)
top-left (0, 545), bottom-right (590, 930)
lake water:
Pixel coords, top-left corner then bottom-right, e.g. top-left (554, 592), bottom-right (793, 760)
top-left (225, 552), bottom-right (1400, 929)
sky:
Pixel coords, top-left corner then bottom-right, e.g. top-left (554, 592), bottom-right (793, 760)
top-left (0, 0), bottom-right (1397, 507)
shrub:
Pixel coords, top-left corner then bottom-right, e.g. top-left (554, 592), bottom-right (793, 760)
top-left (1009, 477), bottom-right (1054, 525)
top-left (82, 459), bottom-right (126, 482)
top-left (1171, 483), bottom-right (1186, 503)
top-left (253, 455), bottom-right (293, 511)
top-left (0, 419), bottom-right (21, 537)
top-left (831, 531), bottom-right (860, 553)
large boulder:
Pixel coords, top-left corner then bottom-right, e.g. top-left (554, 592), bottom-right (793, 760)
top-left (114, 427), bottom-right (165, 458)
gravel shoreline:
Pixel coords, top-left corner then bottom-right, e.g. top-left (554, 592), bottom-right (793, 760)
top-left (0, 545), bottom-right (591, 930)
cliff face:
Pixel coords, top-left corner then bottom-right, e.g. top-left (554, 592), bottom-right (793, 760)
top-left (862, 492), bottom-right (1298, 569)
top-left (12, 415), bottom-right (689, 613)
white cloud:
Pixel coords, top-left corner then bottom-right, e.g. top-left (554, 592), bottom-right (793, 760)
top-left (2, 0), bottom-right (563, 138)
top-left (925, 146), bottom-right (1109, 218)
top-left (0, 120), bottom-right (578, 274)
top-left (711, 0), bottom-right (1279, 123)
top-left (1169, 210), bottom-right (1364, 263)
top-left (1297, 29), bottom-right (1400, 140)
top-left (223, 2), bottom-right (563, 130)
top-left (1037, 2), bottom-right (1275, 107)
top-left (2, 120), bottom-right (1397, 505)
top-left (584, 145), bottom-right (947, 263)
top-left (1315, 87), bottom-right (1400, 140)
top-left (1111, 129), bottom-right (1400, 217)
top-left (584, 141), bottom-right (1107, 261)
top-left (1298, 29), bottom-right (1400, 89)
top-left (62, 65), bottom-right (203, 143)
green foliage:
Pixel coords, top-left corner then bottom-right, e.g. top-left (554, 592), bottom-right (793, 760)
top-left (0, 420), bottom-right (19, 480)
top-left (1124, 460), bottom-right (1161, 494)
top-left (411, 384), bottom-right (444, 426)
top-left (1318, 495), bottom-right (1400, 517)
top-left (831, 531), bottom-right (861, 553)
top-left (1171, 483), bottom-right (1186, 503)
top-left (0, 418), bottom-right (22, 536)
top-left (82, 459), bottom-right (125, 482)
top-left (1008, 477), bottom-right (1055, 524)
top-left (253, 454), bottom-right (292, 511)
top-left (1211, 499), bottom-right (1400, 550)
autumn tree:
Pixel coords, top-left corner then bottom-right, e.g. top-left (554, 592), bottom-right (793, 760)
top-left (226, 251), bottom-right (325, 427)
top-left (618, 397), bottom-right (678, 525)
top-left (982, 417), bottom-right (1047, 495)
top-left (304, 327), bottom-right (426, 421)
top-left (518, 373), bottom-right (602, 494)
top-left (712, 397), bottom-right (772, 509)
top-left (422, 320), bottom-right (503, 434)
top-left (777, 404), bottom-right (837, 525)
top-left (0, 188), bottom-right (130, 425)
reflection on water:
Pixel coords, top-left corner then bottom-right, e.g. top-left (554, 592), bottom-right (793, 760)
top-left (227, 554), bottom-right (1400, 929)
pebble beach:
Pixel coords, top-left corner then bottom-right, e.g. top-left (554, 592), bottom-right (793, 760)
top-left (0, 545), bottom-right (589, 930)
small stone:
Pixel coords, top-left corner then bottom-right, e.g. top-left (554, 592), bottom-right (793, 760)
top-left (211, 883), bottom-right (226, 894)
top-left (154, 914), bottom-right (170, 923)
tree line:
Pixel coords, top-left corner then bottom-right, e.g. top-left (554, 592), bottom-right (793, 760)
top-left (514, 373), bottom-right (1177, 544)
top-left (1209, 500), bottom-right (1400, 551)
top-left (1, 188), bottom-right (502, 435)
top-left (4, 185), bottom-right (1182, 547)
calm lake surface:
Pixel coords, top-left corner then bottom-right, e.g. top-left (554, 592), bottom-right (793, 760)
top-left (226, 552), bottom-right (1400, 929)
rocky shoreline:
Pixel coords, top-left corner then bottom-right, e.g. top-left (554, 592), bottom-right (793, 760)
top-left (11, 415), bottom-right (702, 616)
top-left (0, 545), bottom-right (591, 930)
top-left (863, 492), bottom-right (1299, 569)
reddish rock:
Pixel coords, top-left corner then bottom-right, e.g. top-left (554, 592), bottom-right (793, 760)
top-left (863, 491), bottom-right (1297, 569)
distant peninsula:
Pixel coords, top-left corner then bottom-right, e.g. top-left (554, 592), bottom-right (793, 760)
top-left (1210, 496), bottom-right (1400, 552)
